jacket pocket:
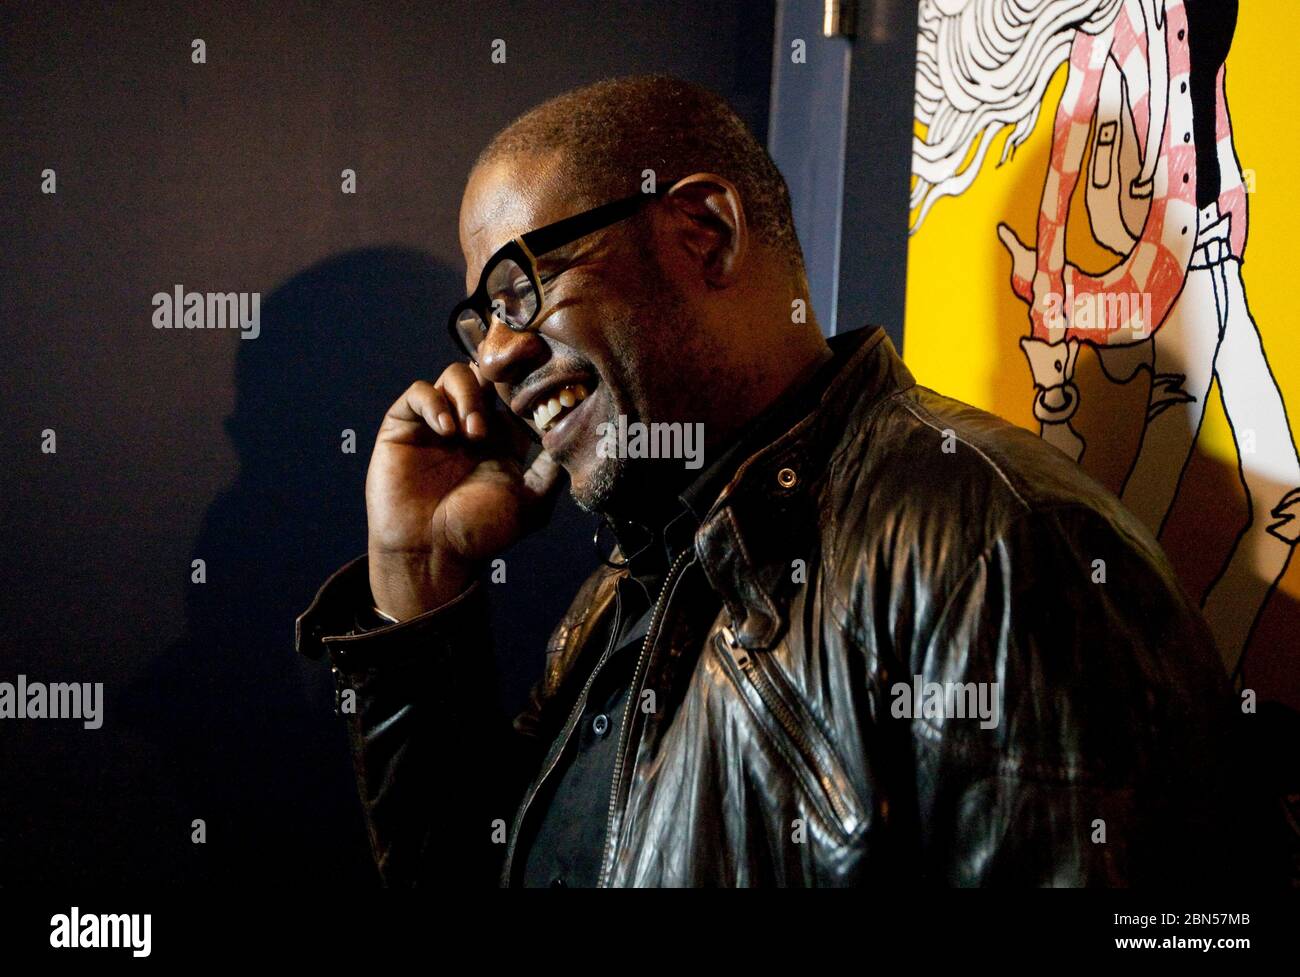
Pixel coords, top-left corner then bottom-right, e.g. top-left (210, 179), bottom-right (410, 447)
top-left (714, 627), bottom-right (869, 846)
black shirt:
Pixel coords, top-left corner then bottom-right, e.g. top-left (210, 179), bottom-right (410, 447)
top-left (518, 339), bottom-right (854, 888)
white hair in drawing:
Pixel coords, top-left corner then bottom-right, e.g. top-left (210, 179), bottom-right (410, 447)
top-left (912, 0), bottom-right (1124, 231)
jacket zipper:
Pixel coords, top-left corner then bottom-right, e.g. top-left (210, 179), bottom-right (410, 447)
top-left (718, 628), bottom-right (863, 842)
top-left (501, 584), bottom-right (624, 886)
top-left (597, 548), bottom-right (692, 887)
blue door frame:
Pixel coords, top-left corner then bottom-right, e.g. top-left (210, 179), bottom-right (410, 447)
top-left (767, 0), bottom-right (917, 348)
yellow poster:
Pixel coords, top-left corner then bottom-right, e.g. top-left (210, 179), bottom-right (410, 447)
top-left (907, 0), bottom-right (1298, 708)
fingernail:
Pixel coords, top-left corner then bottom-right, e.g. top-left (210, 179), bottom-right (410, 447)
top-left (437, 412), bottom-right (454, 435)
top-left (466, 411), bottom-right (486, 438)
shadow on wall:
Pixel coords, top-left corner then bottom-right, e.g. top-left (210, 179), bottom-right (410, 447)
top-left (117, 247), bottom-right (459, 883)
top-left (117, 247), bottom-right (599, 883)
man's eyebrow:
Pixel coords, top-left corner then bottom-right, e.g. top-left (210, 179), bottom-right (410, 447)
top-left (537, 229), bottom-right (611, 271)
top-left (533, 242), bottom-right (581, 274)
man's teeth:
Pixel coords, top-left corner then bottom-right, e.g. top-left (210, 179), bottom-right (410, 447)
top-left (533, 383), bottom-right (589, 431)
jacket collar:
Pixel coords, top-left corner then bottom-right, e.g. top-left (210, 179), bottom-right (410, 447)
top-left (605, 330), bottom-right (854, 575)
top-left (693, 325), bottom-right (916, 649)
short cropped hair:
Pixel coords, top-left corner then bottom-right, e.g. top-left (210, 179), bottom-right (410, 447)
top-left (474, 74), bottom-right (805, 273)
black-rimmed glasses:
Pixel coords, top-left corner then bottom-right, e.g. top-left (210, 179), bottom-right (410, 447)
top-left (448, 183), bottom-right (673, 362)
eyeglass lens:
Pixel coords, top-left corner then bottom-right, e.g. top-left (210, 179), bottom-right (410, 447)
top-left (457, 254), bottom-right (540, 357)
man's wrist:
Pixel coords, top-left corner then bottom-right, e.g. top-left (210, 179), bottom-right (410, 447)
top-left (368, 548), bottom-right (477, 621)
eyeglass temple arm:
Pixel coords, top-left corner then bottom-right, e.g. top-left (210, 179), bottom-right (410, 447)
top-left (522, 183), bottom-right (671, 256)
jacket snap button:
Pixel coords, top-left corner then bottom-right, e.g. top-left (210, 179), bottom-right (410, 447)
top-left (592, 713), bottom-right (610, 737)
top-left (776, 467), bottom-right (798, 489)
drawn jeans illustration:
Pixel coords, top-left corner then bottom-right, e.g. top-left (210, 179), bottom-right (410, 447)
top-left (1113, 211), bottom-right (1300, 672)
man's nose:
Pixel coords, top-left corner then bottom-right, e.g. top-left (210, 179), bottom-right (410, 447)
top-left (476, 319), bottom-right (548, 387)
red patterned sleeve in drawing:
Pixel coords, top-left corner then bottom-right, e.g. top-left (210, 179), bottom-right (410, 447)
top-left (1062, 0), bottom-right (1199, 343)
top-left (1023, 25), bottom-right (1110, 338)
top-left (1022, 0), bottom-right (1200, 345)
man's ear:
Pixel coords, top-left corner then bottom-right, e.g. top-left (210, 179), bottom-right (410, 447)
top-left (660, 173), bottom-right (748, 288)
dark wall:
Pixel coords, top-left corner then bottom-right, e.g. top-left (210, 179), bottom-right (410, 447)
top-left (0, 0), bottom-right (774, 885)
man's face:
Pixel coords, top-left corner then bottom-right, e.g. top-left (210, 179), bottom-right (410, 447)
top-left (458, 151), bottom-right (708, 514)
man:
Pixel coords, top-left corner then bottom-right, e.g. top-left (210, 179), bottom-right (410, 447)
top-left (297, 75), bottom-right (1246, 886)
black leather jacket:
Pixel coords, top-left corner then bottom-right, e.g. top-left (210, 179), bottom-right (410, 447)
top-left (297, 327), bottom-right (1245, 886)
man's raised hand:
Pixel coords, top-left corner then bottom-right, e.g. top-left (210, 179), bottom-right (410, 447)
top-left (365, 362), bottom-right (562, 620)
